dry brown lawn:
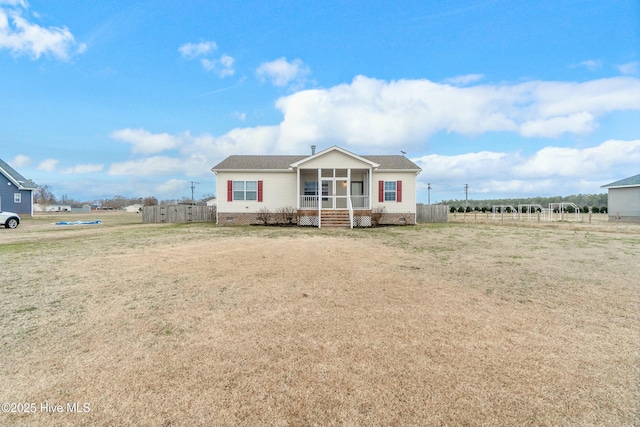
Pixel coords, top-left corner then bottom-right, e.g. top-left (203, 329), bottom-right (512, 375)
top-left (1, 212), bottom-right (639, 426)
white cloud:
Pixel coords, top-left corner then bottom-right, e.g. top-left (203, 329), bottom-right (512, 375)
top-left (0, 1), bottom-right (27, 7)
top-left (231, 111), bottom-right (246, 121)
top-left (443, 74), bottom-right (484, 86)
top-left (101, 74), bottom-right (640, 201)
top-left (155, 178), bottom-right (188, 195)
top-left (518, 139), bottom-right (640, 177)
top-left (60, 163), bottom-right (104, 174)
top-left (520, 111), bottom-right (595, 137)
top-left (178, 41), bottom-right (217, 58)
top-left (9, 154), bottom-right (30, 167)
top-left (256, 57), bottom-right (310, 88)
top-left (109, 156), bottom-right (194, 176)
top-left (617, 61), bottom-right (639, 76)
top-left (573, 59), bottom-right (602, 71)
top-left (110, 128), bottom-right (182, 154)
top-left (272, 75), bottom-right (640, 149)
top-left (412, 151), bottom-right (510, 181)
top-left (0, 2), bottom-right (86, 60)
top-left (413, 139), bottom-right (640, 198)
top-left (218, 54), bottom-right (234, 77)
top-left (37, 158), bottom-right (58, 172)
top-left (201, 54), bottom-right (235, 78)
top-left (180, 40), bottom-right (234, 77)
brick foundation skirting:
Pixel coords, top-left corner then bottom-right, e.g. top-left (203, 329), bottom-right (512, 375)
top-left (378, 213), bottom-right (416, 225)
top-left (218, 212), bottom-right (262, 225)
top-left (218, 210), bottom-right (416, 226)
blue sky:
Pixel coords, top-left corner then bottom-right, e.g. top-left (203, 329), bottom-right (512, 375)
top-left (1, 0), bottom-right (639, 204)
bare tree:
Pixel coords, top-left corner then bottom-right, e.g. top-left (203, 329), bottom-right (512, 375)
top-left (143, 196), bottom-right (159, 206)
top-left (34, 185), bottom-right (56, 212)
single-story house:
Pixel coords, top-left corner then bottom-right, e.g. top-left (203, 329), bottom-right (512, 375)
top-left (601, 173), bottom-right (640, 223)
top-left (34, 203), bottom-right (72, 212)
top-left (0, 158), bottom-right (37, 216)
top-left (212, 145), bottom-right (422, 227)
top-left (125, 204), bottom-right (144, 213)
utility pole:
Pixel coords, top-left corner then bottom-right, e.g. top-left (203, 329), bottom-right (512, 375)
top-left (427, 183), bottom-right (431, 205)
top-left (190, 181), bottom-right (200, 204)
top-left (464, 184), bottom-right (469, 212)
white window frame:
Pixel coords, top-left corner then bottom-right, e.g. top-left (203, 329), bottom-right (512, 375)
top-left (384, 181), bottom-right (397, 202)
top-left (233, 181), bottom-right (257, 201)
top-left (14, 193), bottom-right (22, 203)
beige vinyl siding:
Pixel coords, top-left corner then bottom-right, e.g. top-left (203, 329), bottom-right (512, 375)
top-left (372, 171), bottom-right (418, 213)
top-left (608, 187), bottom-right (640, 217)
top-left (216, 171), bottom-right (297, 213)
top-left (299, 150), bottom-right (374, 169)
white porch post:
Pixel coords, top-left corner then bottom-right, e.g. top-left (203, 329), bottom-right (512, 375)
top-left (296, 167), bottom-right (300, 210)
top-left (347, 168), bottom-right (351, 204)
top-left (317, 167), bottom-right (321, 228)
top-left (368, 168), bottom-right (373, 209)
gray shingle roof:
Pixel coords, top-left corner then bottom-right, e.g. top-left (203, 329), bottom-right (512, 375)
top-left (602, 173), bottom-right (640, 188)
top-left (0, 158), bottom-right (37, 190)
top-left (212, 155), bottom-right (306, 170)
top-left (212, 154), bottom-right (421, 171)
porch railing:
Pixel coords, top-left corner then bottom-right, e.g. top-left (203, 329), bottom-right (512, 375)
top-left (350, 195), bottom-right (369, 209)
top-left (300, 195), bottom-right (319, 209)
top-left (299, 194), bottom-right (370, 210)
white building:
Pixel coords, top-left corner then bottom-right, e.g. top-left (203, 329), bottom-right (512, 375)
top-left (212, 145), bottom-right (421, 227)
top-left (602, 173), bottom-right (640, 223)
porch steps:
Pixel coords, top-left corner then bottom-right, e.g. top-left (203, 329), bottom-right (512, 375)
top-left (320, 210), bottom-right (351, 227)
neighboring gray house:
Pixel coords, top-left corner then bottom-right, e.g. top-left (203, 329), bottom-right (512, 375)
top-left (0, 158), bottom-right (37, 216)
top-left (601, 173), bottom-right (640, 223)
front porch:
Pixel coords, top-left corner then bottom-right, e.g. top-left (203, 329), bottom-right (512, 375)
top-left (297, 208), bottom-right (373, 227)
top-left (296, 167), bottom-right (373, 227)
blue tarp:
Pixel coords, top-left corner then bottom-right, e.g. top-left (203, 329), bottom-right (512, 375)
top-left (55, 220), bottom-right (102, 226)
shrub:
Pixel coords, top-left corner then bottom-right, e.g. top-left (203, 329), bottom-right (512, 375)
top-left (371, 206), bottom-right (387, 226)
top-left (256, 207), bottom-right (271, 225)
top-left (276, 206), bottom-right (297, 225)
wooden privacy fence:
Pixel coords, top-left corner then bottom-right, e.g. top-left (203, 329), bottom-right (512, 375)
top-left (416, 204), bottom-right (449, 223)
top-left (143, 205), bottom-right (216, 224)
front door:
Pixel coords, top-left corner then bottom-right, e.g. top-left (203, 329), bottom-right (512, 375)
top-left (321, 179), bottom-right (349, 209)
top-left (335, 178), bottom-right (348, 209)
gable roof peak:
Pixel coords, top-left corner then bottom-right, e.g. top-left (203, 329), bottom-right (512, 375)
top-left (290, 145), bottom-right (380, 168)
top-left (0, 158), bottom-right (37, 190)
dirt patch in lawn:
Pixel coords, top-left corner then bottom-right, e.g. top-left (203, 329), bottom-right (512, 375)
top-left (1, 219), bottom-right (639, 426)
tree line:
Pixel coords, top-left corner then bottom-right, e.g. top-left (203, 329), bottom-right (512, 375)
top-left (33, 185), bottom-right (215, 210)
top-left (440, 193), bottom-right (608, 213)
